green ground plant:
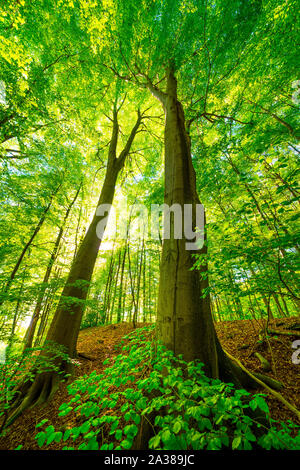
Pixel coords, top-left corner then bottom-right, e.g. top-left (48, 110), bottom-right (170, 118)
top-left (33, 326), bottom-right (299, 451)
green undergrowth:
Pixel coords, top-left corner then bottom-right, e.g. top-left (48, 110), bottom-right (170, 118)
top-left (33, 325), bottom-right (299, 451)
top-left (0, 342), bottom-right (71, 436)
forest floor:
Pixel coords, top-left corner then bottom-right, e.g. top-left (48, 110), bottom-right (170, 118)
top-left (0, 316), bottom-right (299, 450)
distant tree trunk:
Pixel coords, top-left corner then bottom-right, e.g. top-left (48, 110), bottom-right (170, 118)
top-left (127, 241), bottom-right (137, 328)
top-left (103, 253), bottom-right (115, 324)
top-left (117, 243), bottom-right (127, 323)
top-left (134, 238), bottom-right (144, 326)
top-left (23, 184), bottom-right (81, 351)
top-left (35, 292), bottom-right (52, 345)
top-left (109, 250), bottom-right (121, 323)
top-left (7, 105), bottom-right (143, 424)
top-left (261, 294), bottom-right (274, 319)
top-left (0, 182), bottom-right (62, 308)
top-left (272, 293), bottom-right (287, 318)
top-left (279, 293), bottom-right (291, 317)
top-left (7, 266), bottom-right (27, 354)
top-left (215, 296), bottom-right (222, 322)
top-left (142, 245), bottom-right (147, 322)
top-left (122, 276), bottom-right (128, 322)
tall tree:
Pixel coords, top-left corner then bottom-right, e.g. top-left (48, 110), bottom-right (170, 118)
top-left (7, 101), bottom-right (145, 423)
top-left (84, 0), bottom-right (283, 385)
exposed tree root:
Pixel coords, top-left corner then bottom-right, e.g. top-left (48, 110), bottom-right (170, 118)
top-left (77, 352), bottom-right (94, 361)
top-left (5, 362), bottom-right (71, 429)
top-left (132, 405), bottom-right (157, 450)
top-left (224, 349), bottom-right (300, 422)
top-left (215, 336), bottom-right (283, 391)
top-left (267, 329), bottom-right (300, 338)
top-left (254, 352), bottom-right (271, 372)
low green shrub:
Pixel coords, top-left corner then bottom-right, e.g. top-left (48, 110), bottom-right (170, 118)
top-left (34, 326), bottom-right (299, 450)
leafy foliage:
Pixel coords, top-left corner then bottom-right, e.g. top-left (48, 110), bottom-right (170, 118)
top-left (34, 326), bottom-right (299, 450)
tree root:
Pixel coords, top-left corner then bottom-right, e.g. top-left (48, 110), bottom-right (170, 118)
top-left (267, 329), bottom-right (300, 338)
top-left (254, 352), bottom-right (271, 372)
top-left (77, 352), bottom-right (95, 361)
top-left (224, 349), bottom-right (300, 422)
top-left (5, 367), bottom-right (67, 429)
top-left (251, 371), bottom-right (283, 391)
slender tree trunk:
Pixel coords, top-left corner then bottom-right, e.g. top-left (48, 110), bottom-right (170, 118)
top-left (128, 241), bottom-right (137, 328)
top-left (0, 182), bottom-right (61, 307)
top-left (7, 266), bottom-right (27, 354)
top-left (121, 276), bottom-right (128, 322)
top-left (279, 293), bottom-right (291, 317)
top-left (142, 245), bottom-right (147, 322)
top-left (117, 243), bottom-right (127, 323)
top-left (272, 293), bottom-right (286, 318)
top-left (102, 253), bottom-right (115, 324)
top-left (109, 250), bottom-right (121, 323)
top-left (134, 238), bottom-right (144, 325)
top-left (35, 292), bottom-right (52, 345)
top-left (23, 184), bottom-right (81, 351)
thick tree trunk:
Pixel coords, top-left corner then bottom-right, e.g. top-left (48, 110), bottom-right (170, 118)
top-left (156, 69), bottom-right (218, 377)
top-left (6, 170), bottom-right (119, 425)
top-left (39, 106), bottom-right (142, 357)
top-left (153, 69), bottom-right (270, 389)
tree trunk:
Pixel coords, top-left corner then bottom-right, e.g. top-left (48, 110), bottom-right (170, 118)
top-left (0, 182), bottom-right (62, 307)
top-left (102, 253), bottom-right (115, 324)
top-left (155, 69), bottom-right (218, 376)
top-left (109, 250), bottom-right (121, 323)
top-left (117, 243), bottom-right (127, 323)
top-left (152, 68), bottom-right (269, 388)
top-left (23, 184), bottom-right (81, 351)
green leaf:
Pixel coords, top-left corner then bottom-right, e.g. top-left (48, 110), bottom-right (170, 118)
top-left (35, 431), bottom-right (46, 448)
top-left (149, 434), bottom-right (161, 449)
top-left (173, 421), bottom-right (181, 434)
top-left (232, 436), bottom-right (242, 450)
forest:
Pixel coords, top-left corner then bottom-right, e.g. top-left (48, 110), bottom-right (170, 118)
top-left (0, 0), bottom-right (299, 455)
